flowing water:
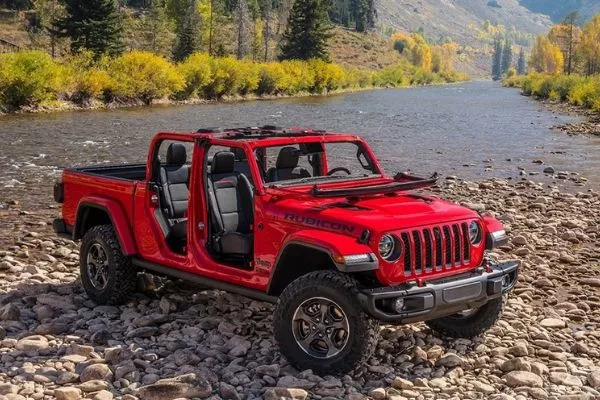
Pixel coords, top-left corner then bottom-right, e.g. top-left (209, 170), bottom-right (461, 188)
top-left (1, 80), bottom-right (599, 189)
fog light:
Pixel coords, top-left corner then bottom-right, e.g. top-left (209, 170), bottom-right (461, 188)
top-left (392, 297), bottom-right (405, 313)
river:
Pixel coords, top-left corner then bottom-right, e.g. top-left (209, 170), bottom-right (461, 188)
top-left (1, 80), bottom-right (599, 189)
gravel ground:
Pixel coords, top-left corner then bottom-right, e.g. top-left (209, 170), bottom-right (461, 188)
top-left (1, 175), bottom-right (599, 400)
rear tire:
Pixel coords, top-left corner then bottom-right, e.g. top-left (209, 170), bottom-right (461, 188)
top-left (273, 271), bottom-right (378, 374)
top-left (426, 297), bottom-right (504, 338)
top-left (80, 224), bottom-right (136, 305)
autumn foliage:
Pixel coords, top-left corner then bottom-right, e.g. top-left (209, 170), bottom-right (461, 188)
top-left (0, 49), bottom-right (468, 112)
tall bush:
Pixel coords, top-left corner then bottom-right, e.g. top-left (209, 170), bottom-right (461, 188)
top-left (109, 51), bottom-right (184, 104)
top-left (0, 51), bottom-right (62, 111)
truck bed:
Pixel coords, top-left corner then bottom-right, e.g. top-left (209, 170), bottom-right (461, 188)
top-left (57, 163), bottom-right (146, 234)
top-left (72, 163), bottom-right (147, 181)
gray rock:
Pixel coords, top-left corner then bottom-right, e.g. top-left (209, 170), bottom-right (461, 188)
top-left (504, 371), bottom-right (543, 388)
top-left (80, 364), bottom-right (113, 383)
top-left (264, 388), bottom-right (308, 400)
top-left (15, 335), bottom-right (49, 352)
top-left (0, 303), bottom-right (20, 321)
top-left (543, 166), bottom-right (555, 174)
top-left (53, 387), bottom-right (82, 400)
top-left (539, 318), bottom-right (566, 328)
top-left (219, 382), bottom-right (241, 400)
top-left (137, 373), bottom-right (212, 400)
top-left (436, 353), bottom-right (465, 368)
top-left (549, 372), bottom-right (583, 387)
top-left (276, 376), bottom-right (317, 390)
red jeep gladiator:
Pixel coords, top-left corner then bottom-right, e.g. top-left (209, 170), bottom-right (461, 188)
top-left (53, 127), bottom-right (518, 373)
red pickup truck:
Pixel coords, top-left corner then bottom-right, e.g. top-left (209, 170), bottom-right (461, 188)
top-left (53, 127), bottom-right (518, 373)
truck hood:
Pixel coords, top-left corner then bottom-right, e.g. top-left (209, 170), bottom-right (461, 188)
top-left (267, 192), bottom-right (480, 236)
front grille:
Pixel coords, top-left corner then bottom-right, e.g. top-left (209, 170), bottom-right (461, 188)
top-left (400, 222), bottom-right (471, 276)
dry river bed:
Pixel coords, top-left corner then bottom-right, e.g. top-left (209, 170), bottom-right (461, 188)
top-left (0, 174), bottom-right (600, 400)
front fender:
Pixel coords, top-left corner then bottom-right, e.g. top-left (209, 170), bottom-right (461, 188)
top-left (74, 196), bottom-right (137, 256)
top-left (282, 229), bottom-right (377, 272)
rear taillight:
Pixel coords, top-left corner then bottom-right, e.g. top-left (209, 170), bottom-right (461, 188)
top-left (53, 178), bottom-right (64, 203)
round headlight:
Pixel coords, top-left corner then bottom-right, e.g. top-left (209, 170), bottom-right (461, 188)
top-left (469, 221), bottom-right (482, 245)
top-left (378, 235), bottom-right (395, 260)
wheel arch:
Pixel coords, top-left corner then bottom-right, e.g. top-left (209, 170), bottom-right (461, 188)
top-left (74, 197), bottom-right (137, 256)
top-left (267, 231), bottom-right (378, 296)
top-left (267, 242), bottom-right (339, 296)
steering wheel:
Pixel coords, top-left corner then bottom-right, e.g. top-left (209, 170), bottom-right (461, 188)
top-left (327, 167), bottom-right (351, 176)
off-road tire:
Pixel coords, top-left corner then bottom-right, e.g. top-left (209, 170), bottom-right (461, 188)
top-left (273, 270), bottom-right (379, 374)
top-left (80, 224), bottom-right (136, 305)
top-left (426, 297), bottom-right (504, 338)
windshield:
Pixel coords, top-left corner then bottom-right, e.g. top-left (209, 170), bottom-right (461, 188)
top-left (256, 140), bottom-right (380, 186)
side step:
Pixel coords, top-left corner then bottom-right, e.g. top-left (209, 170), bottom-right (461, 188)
top-left (132, 258), bottom-right (277, 303)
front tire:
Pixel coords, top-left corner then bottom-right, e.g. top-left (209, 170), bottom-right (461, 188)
top-left (426, 297), bottom-right (504, 338)
top-left (273, 271), bottom-right (378, 374)
top-left (80, 224), bottom-right (136, 305)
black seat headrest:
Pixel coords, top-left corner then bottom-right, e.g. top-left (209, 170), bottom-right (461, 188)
top-left (211, 151), bottom-right (235, 174)
top-left (167, 143), bottom-right (187, 166)
top-left (276, 147), bottom-right (300, 169)
top-left (230, 147), bottom-right (247, 161)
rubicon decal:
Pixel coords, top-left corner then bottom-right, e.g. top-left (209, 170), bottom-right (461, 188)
top-left (283, 213), bottom-right (355, 233)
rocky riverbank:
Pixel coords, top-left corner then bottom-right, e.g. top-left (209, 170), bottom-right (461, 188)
top-left (1, 175), bottom-right (599, 400)
top-left (542, 101), bottom-right (600, 137)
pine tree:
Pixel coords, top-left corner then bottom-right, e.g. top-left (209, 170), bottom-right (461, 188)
top-left (147, 0), bottom-right (175, 56)
top-left (235, 0), bottom-right (251, 58)
top-left (279, 0), bottom-right (332, 60)
top-left (172, 0), bottom-right (200, 61)
top-left (491, 36), bottom-right (503, 80)
top-left (501, 37), bottom-right (513, 74)
top-left (55, 0), bottom-right (124, 57)
top-left (353, 0), bottom-right (367, 32)
top-left (517, 47), bottom-right (526, 75)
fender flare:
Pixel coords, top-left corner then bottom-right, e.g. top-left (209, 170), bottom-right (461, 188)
top-left (74, 196), bottom-right (137, 256)
top-left (276, 229), bottom-right (377, 272)
top-left (266, 230), bottom-right (378, 295)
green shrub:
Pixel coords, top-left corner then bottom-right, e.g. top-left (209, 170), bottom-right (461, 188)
top-left (109, 51), bottom-right (184, 104)
top-left (506, 72), bottom-right (600, 112)
top-left (237, 61), bottom-right (261, 95)
top-left (62, 51), bottom-right (113, 105)
top-left (568, 77), bottom-right (600, 108)
top-left (310, 59), bottom-right (344, 93)
top-left (177, 52), bottom-right (213, 99)
top-left (204, 56), bottom-right (243, 99)
top-left (280, 60), bottom-right (315, 93)
top-left (0, 51), bottom-right (62, 111)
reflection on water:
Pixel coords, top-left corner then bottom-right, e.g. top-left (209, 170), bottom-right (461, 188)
top-left (1, 81), bottom-right (599, 188)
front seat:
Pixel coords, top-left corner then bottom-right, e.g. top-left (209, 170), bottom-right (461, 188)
top-left (208, 151), bottom-right (254, 256)
top-left (230, 147), bottom-right (253, 185)
top-left (159, 143), bottom-right (189, 248)
top-left (266, 146), bottom-right (311, 182)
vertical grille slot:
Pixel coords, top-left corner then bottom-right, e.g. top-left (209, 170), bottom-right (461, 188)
top-left (461, 223), bottom-right (471, 261)
top-left (401, 232), bottom-right (412, 275)
top-left (412, 231), bottom-right (422, 274)
top-left (401, 222), bottom-right (471, 276)
top-left (423, 229), bottom-right (433, 272)
top-left (442, 226), bottom-right (452, 267)
top-left (452, 224), bottom-right (462, 264)
top-left (433, 227), bottom-right (443, 270)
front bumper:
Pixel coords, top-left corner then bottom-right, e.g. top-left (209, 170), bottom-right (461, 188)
top-left (358, 260), bottom-right (519, 323)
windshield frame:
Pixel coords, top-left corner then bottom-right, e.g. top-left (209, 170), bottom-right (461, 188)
top-left (254, 138), bottom-right (383, 189)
